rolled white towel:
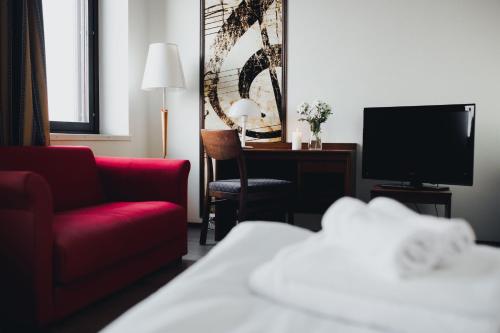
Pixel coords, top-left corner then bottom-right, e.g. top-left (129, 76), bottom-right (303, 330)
top-left (368, 197), bottom-right (476, 266)
top-left (321, 197), bottom-right (441, 279)
top-left (249, 238), bottom-right (500, 333)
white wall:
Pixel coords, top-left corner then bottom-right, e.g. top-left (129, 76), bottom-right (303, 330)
top-left (287, 0), bottom-right (500, 242)
top-left (145, 0), bottom-right (500, 241)
top-left (99, 0), bottom-right (129, 136)
top-left (145, 0), bottom-right (201, 223)
top-left (126, 0), bottom-right (150, 156)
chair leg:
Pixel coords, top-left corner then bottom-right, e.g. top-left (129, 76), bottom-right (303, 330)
top-left (199, 195), bottom-right (211, 245)
top-left (237, 200), bottom-right (247, 223)
top-left (199, 216), bottom-right (209, 245)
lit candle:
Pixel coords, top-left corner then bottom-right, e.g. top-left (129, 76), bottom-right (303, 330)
top-left (292, 128), bottom-right (302, 150)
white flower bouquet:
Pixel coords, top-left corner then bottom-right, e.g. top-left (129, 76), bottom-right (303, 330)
top-left (297, 100), bottom-right (333, 135)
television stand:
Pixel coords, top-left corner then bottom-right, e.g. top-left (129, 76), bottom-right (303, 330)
top-left (371, 185), bottom-right (452, 218)
top-left (379, 183), bottom-right (450, 191)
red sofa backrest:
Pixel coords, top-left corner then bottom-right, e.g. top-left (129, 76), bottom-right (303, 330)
top-left (0, 146), bottom-right (104, 212)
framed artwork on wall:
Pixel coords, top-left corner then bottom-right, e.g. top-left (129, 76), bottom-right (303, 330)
top-left (199, 0), bottom-right (288, 214)
top-left (200, 0), bottom-right (287, 142)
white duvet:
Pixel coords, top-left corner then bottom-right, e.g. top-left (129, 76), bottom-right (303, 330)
top-left (102, 222), bottom-right (381, 333)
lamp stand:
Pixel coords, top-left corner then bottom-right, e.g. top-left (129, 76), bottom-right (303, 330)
top-left (161, 109), bottom-right (168, 158)
top-left (240, 115), bottom-right (253, 148)
top-left (241, 115), bottom-right (247, 148)
top-left (161, 88), bottom-right (168, 158)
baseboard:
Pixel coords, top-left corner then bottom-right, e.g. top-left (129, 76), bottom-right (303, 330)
top-left (476, 240), bottom-right (500, 248)
top-left (187, 221), bottom-right (500, 247)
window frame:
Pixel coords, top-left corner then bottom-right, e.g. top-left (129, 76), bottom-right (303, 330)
top-left (48, 0), bottom-right (100, 134)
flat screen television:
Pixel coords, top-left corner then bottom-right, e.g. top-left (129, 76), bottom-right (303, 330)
top-left (362, 104), bottom-right (475, 189)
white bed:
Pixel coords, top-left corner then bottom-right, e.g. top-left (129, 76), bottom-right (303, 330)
top-left (101, 222), bottom-right (380, 333)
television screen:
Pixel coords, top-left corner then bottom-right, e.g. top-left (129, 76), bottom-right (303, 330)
top-left (362, 104), bottom-right (475, 187)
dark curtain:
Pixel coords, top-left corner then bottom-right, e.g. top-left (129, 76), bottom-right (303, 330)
top-left (0, 0), bottom-right (50, 146)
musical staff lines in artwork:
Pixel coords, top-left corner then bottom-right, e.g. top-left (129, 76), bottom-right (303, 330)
top-left (204, 1), bottom-right (282, 37)
top-left (204, 68), bottom-right (240, 96)
top-left (204, 2), bottom-right (238, 36)
top-left (204, 67), bottom-right (279, 97)
top-left (247, 123), bottom-right (281, 132)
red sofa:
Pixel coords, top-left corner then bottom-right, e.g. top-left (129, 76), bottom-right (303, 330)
top-left (0, 146), bottom-right (190, 329)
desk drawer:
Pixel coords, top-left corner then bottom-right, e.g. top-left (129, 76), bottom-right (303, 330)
top-left (299, 161), bottom-right (346, 173)
top-left (297, 161), bottom-right (347, 213)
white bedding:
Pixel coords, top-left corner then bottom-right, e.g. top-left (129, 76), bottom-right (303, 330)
top-left (250, 234), bottom-right (500, 333)
top-left (101, 222), bottom-right (382, 333)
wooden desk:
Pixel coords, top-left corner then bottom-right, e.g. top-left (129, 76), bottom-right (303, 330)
top-left (213, 142), bottom-right (357, 214)
top-left (370, 185), bottom-right (452, 218)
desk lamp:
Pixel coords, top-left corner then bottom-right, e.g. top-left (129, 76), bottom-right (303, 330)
top-left (228, 99), bottom-right (260, 148)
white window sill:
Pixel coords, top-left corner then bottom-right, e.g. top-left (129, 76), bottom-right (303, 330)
top-left (50, 133), bottom-right (131, 142)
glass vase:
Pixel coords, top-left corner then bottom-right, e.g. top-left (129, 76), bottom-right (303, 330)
top-left (308, 123), bottom-right (323, 150)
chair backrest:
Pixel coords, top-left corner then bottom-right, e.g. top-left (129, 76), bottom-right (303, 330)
top-left (200, 129), bottom-right (247, 192)
top-left (200, 129), bottom-right (242, 161)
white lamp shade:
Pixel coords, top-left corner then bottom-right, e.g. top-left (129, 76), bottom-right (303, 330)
top-left (228, 99), bottom-right (261, 118)
top-left (142, 43), bottom-right (186, 90)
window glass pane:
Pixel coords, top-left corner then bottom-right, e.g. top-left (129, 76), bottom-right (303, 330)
top-left (43, 0), bottom-right (89, 123)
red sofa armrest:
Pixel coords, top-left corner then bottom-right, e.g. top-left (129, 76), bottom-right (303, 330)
top-left (0, 171), bottom-right (53, 328)
top-left (95, 157), bottom-right (191, 209)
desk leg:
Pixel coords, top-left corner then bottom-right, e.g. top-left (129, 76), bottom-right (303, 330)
top-left (214, 200), bottom-right (237, 241)
top-left (445, 202), bottom-right (451, 218)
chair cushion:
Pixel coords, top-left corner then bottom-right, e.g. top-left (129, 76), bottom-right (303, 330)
top-left (53, 201), bottom-right (185, 284)
top-left (209, 178), bottom-right (292, 194)
top-left (0, 146), bottom-right (104, 212)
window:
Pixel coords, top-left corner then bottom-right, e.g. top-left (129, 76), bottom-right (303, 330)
top-left (42, 0), bottom-right (99, 133)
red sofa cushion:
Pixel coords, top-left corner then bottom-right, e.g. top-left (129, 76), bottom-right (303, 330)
top-left (0, 146), bottom-right (104, 212)
top-left (53, 201), bottom-right (185, 284)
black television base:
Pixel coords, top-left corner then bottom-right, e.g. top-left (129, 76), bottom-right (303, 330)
top-left (379, 183), bottom-right (450, 191)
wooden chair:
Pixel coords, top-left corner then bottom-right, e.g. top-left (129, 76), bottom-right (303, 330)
top-left (200, 129), bottom-right (294, 245)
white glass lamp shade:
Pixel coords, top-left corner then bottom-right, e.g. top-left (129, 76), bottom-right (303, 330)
top-left (142, 43), bottom-right (186, 90)
top-left (228, 99), bottom-right (261, 148)
top-left (228, 99), bottom-right (261, 118)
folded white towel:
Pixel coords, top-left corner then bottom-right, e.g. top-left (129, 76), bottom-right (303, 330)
top-left (321, 197), bottom-right (441, 279)
top-left (249, 235), bottom-right (500, 333)
top-left (369, 197), bottom-right (476, 267)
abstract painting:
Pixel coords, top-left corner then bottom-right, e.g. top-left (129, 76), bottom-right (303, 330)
top-left (200, 0), bottom-right (287, 143)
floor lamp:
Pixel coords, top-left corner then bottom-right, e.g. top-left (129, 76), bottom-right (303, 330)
top-left (142, 43), bottom-right (186, 158)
